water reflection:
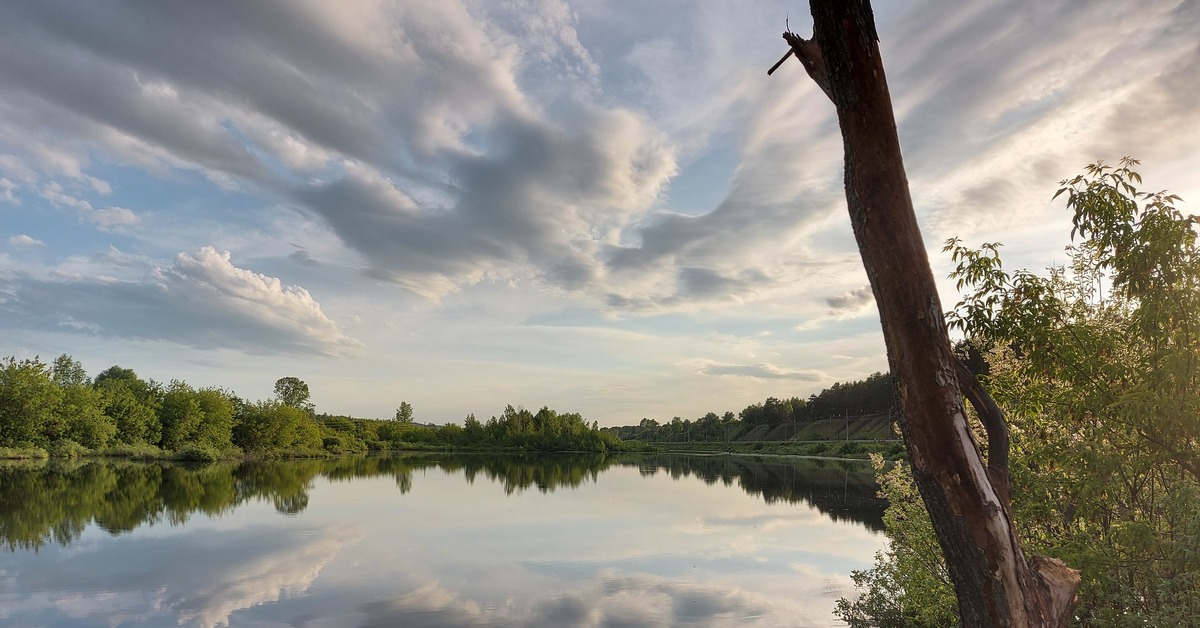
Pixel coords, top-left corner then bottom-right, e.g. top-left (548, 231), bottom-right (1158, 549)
top-left (0, 454), bottom-right (883, 550)
top-left (2, 454), bottom-right (887, 627)
top-left (625, 455), bottom-right (885, 531)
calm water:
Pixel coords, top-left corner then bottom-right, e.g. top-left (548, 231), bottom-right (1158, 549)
top-left (0, 454), bottom-right (886, 627)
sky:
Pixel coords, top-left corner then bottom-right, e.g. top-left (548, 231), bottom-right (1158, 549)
top-left (1, 0), bottom-right (1197, 426)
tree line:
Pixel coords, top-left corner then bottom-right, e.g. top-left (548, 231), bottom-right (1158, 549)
top-left (0, 359), bottom-right (632, 458)
top-left (609, 371), bottom-right (894, 442)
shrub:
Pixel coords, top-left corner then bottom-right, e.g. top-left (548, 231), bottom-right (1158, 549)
top-left (175, 443), bottom-right (219, 462)
top-left (102, 442), bottom-right (163, 459)
top-left (47, 439), bottom-right (91, 458)
top-left (0, 446), bottom-right (49, 459)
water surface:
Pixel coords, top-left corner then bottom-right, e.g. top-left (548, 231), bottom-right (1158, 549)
top-left (0, 453), bottom-right (886, 627)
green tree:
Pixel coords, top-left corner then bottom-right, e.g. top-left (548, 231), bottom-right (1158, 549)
top-left (95, 367), bottom-right (161, 445)
top-left (0, 357), bottom-right (64, 447)
top-left (193, 387), bottom-right (235, 450)
top-left (44, 354), bottom-right (115, 448)
top-left (273, 376), bottom-right (313, 413)
top-left (56, 381), bottom-right (115, 448)
top-left (159, 380), bottom-right (205, 450)
top-left (395, 401), bottom-right (414, 424)
top-left (839, 160), bottom-right (1200, 625)
top-left (234, 400), bottom-right (322, 454)
top-left (51, 354), bottom-right (90, 387)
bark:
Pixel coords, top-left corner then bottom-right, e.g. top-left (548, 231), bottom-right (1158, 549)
top-left (956, 359), bottom-right (1012, 511)
top-left (776, 1), bottom-right (1080, 625)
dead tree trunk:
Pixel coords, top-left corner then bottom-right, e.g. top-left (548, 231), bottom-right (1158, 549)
top-left (773, 1), bottom-right (1080, 625)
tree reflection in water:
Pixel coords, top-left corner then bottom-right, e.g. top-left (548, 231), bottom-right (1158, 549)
top-left (0, 453), bottom-right (884, 550)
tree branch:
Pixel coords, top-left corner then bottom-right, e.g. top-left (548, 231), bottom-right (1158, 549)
top-left (768, 31), bottom-right (834, 102)
top-left (955, 358), bottom-right (1011, 510)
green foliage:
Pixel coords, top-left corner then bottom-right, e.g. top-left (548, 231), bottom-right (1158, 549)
top-left (95, 367), bottom-right (162, 445)
top-left (51, 354), bottom-right (90, 387)
top-left (273, 376), bottom-right (313, 413)
top-left (158, 382), bottom-right (237, 451)
top-left (174, 443), bottom-right (221, 462)
top-left (159, 380), bottom-right (205, 450)
top-left (56, 383), bottom-right (116, 448)
top-left (615, 372), bottom-right (895, 442)
top-left (0, 357), bottom-right (64, 447)
top-left (48, 439), bottom-right (92, 458)
top-left (101, 442), bottom-right (163, 459)
top-left (835, 457), bottom-right (959, 626)
top-left (845, 160), bottom-right (1200, 625)
top-left (192, 387), bottom-right (236, 449)
top-left (0, 446), bottom-right (49, 459)
top-left (1, 360), bottom-right (624, 457)
top-left (233, 401), bottom-right (323, 455)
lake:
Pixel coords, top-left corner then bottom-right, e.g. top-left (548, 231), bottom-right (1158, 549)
top-left (0, 453), bottom-right (887, 627)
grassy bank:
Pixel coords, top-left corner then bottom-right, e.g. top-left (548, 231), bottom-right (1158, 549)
top-left (653, 440), bottom-right (906, 460)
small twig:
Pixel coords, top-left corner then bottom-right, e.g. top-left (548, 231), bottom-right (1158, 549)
top-left (765, 14), bottom-right (794, 76)
top-left (766, 17), bottom-right (834, 103)
top-left (767, 50), bottom-right (793, 76)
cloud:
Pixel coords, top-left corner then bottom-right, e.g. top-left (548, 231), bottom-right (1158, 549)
top-left (0, 524), bottom-right (358, 628)
top-left (360, 570), bottom-right (827, 628)
top-left (878, 0), bottom-right (1200, 238)
top-left (698, 361), bottom-right (822, 381)
top-left (7, 234), bottom-right (43, 247)
top-left (288, 249), bottom-right (320, 267)
top-left (0, 177), bottom-right (18, 204)
top-left (0, 246), bottom-right (363, 357)
top-left (1, 0), bottom-right (1197, 329)
top-left (0, 0), bottom-right (839, 315)
top-left (826, 286), bottom-right (874, 315)
top-left (36, 182), bottom-right (138, 231)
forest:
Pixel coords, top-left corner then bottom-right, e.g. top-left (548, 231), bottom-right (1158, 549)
top-left (609, 371), bottom-right (895, 443)
top-left (0, 347), bottom-right (898, 460)
top-left (0, 361), bottom-right (636, 459)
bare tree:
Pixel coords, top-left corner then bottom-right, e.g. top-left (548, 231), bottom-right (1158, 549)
top-left (770, 2), bottom-right (1079, 625)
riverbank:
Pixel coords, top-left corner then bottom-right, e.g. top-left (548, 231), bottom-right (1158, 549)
top-left (651, 439), bottom-right (906, 460)
top-left (2, 438), bottom-right (902, 463)
top-left (0, 438), bottom-right (658, 462)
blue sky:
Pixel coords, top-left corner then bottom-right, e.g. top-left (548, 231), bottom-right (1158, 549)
top-left (2, 0), bottom-right (1197, 425)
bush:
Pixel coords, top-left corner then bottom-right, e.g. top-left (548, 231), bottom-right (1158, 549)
top-left (836, 441), bottom-right (865, 456)
top-left (175, 443), bottom-right (219, 462)
top-left (0, 446), bottom-right (49, 459)
top-left (102, 442), bottom-right (164, 459)
top-left (47, 439), bottom-right (91, 458)
top-left (322, 434), bottom-right (368, 455)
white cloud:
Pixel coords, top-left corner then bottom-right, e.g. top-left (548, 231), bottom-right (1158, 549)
top-left (694, 360), bottom-right (823, 382)
top-left (826, 286), bottom-right (875, 316)
top-left (33, 182), bottom-right (138, 231)
top-left (0, 525), bottom-right (359, 628)
top-left (0, 0), bottom-right (1196, 420)
top-left (0, 247), bottom-right (363, 358)
top-left (0, 178), bottom-right (18, 204)
top-left (7, 234), bottom-right (44, 247)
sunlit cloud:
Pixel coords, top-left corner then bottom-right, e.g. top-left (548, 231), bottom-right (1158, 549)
top-left (1, 247), bottom-right (363, 357)
top-left (7, 234), bottom-right (44, 247)
top-left (0, 0), bottom-right (1195, 422)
